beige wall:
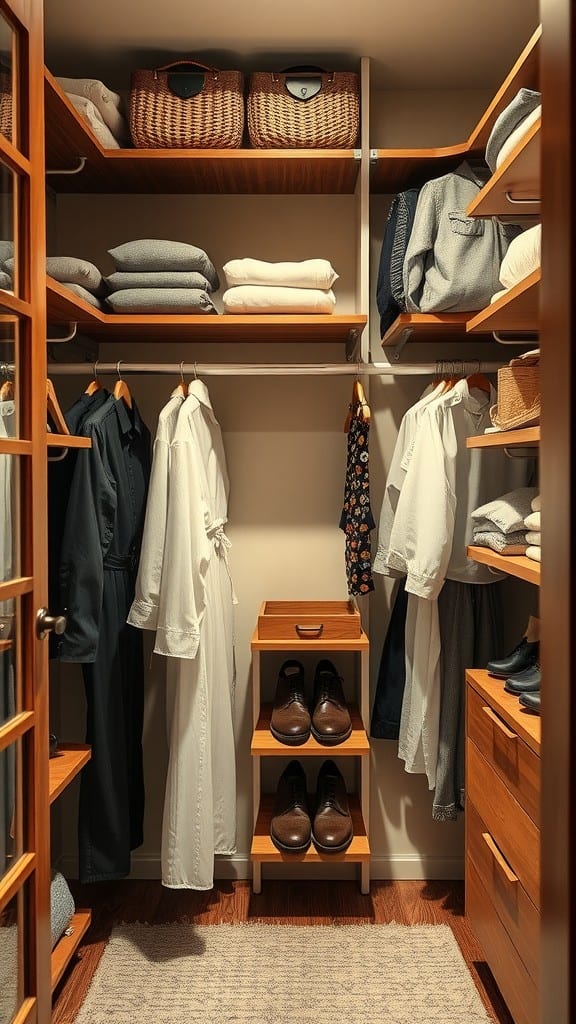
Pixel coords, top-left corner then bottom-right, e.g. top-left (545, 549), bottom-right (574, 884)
top-left (50, 87), bottom-right (527, 883)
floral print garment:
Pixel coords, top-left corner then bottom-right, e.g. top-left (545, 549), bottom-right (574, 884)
top-left (339, 409), bottom-right (375, 596)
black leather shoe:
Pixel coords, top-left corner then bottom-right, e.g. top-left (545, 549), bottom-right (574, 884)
top-left (311, 660), bottom-right (352, 745)
top-left (519, 691), bottom-right (541, 714)
top-left (504, 663), bottom-right (541, 695)
top-left (270, 660), bottom-right (311, 745)
top-left (312, 760), bottom-right (353, 854)
top-left (487, 638), bottom-right (539, 679)
top-left (270, 761), bottom-right (311, 853)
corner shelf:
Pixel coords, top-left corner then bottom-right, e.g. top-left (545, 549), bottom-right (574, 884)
top-left (466, 119), bottom-right (541, 218)
top-left (44, 69), bottom-right (359, 196)
top-left (251, 703), bottom-right (370, 756)
top-left (381, 311), bottom-right (490, 349)
top-left (467, 269), bottom-right (540, 334)
top-left (467, 427), bottom-right (540, 449)
top-left (251, 795), bottom-right (370, 863)
top-left (51, 909), bottom-right (92, 991)
top-left (466, 669), bottom-right (541, 755)
top-left (467, 546), bottom-right (540, 585)
top-left (46, 277), bottom-right (366, 346)
top-left (48, 744), bottom-right (91, 804)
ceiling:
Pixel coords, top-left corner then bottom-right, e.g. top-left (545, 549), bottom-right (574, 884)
top-left (44, 0), bottom-right (540, 92)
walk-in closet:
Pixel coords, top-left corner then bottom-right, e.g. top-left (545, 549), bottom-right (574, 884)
top-left (0, 1), bottom-right (574, 1022)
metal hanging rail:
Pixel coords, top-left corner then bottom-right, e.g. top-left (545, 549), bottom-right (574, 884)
top-left (46, 360), bottom-right (506, 377)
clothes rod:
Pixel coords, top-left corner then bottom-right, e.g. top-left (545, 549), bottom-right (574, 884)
top-left (47, 361), bottom-right (505, 377)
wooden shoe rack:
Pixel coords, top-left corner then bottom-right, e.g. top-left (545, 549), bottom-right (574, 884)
top-left (250, 601), bottom-right (370, 894)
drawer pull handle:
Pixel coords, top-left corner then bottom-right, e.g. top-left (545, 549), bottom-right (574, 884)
top-left (482, 832), bottom-right (519, 886)
top-left (295, 623), bottom-right (324, 637)
top-left (482, 705), bottom-right (517, 742)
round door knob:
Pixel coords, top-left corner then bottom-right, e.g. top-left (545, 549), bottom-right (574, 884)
top-left (36, 607), bottom-right (67, 640)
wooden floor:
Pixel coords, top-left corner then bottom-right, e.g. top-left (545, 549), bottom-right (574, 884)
top-left (52, 879), bottom-right (513, 1024)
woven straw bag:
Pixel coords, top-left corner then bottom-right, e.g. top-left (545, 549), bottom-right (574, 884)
top-left (130, 60), bottom-right (244, 148)
top-left (248, 67), bottom-right (359, 149)
top-left (490, 361), bottom-right (540, 430)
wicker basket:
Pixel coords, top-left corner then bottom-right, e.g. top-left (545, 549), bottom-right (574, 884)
top-left (130, 60), bottom-right (244, 149)
top-left (490, 362), bottom-right (540, 430)
top-left (247, 68), bottom-right (359, 149)
top-left (0, 68), bottom-right (13, 142)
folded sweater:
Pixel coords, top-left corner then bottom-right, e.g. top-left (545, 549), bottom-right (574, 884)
top-left (223, 285), bottom-right (336, 314)
top-left (223, 258), bottom-right (338, 290)
top-left (472, 528), bottom-right (528, 555)
top-left (472, 487), bottom-right (539, 534)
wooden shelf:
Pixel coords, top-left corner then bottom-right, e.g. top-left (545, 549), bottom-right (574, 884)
top-left (51, 909), bottom-right (92, 991)
top-left (44, 70), bottom-right (359, 196)
top-left (46, 278), bottom-right (366, 346)
top-left (466, 669), bottom-right (541, 754)
top-left (467, 546), bottom-right (540, 585)
top-left (251, 704), bottom-right (369, 757)
top-left (251, 794), bottom-right (369, 863)
top-left (48, 744), bottom-right (91, 804)
top-left (251, 627), bottom-right (369, 652)
top-left (381, 311), bottom-right (490, 348)
top-left (467, 119), bottom-right (541, 218)
top-left (47, 434), bottom-right (92, 449)
top-left (467, 269), bottom-right (540, 334)
top-left (467, 427), bottom-right (540, 449)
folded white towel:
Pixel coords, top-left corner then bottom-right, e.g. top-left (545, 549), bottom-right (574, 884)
top-left (499, 224), bottom-right (541, 290)
top-left (526, 545), bottom-right (541, 563)
top-left (223, 258), bottom-right (338, 290)
top-left (531, 494), bottom-right (541, 512)
top-left (525, 531), bottom-right (541, 545)
top-left (223, 285), bottom-right (336, 314)
top-left (57, 76), bottom-right (129, 142)
top-left (67, 94), bottom-right (120, 149)
top-left (524, 511), bottom-right (541, 531)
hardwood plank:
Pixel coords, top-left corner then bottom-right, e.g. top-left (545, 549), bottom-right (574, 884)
top-left (51, 911), bottom-right (92, 991)
top-left (467, 270), bottom-right (540, 334)
top-left (51, 880), bottom-right (512, 1024)
top-left (467, 120), bottom-right (541, 218)
top-left (251, 795), bottom-right (369, 863)
top-left (48, 744), bottom-right (91, 804)
top-left (252, 704), bottom-right (370, 756)
top-left (467, 427), bottom-right (540, 449)
top-left (0, 439), bottom-right (32, 456)
top-left (467, 670), bottom-right (541, 756)
top-left (467, 547), bottom-right (540, 586)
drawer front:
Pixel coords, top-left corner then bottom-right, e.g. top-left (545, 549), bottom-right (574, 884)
top-left (467, 798), bottom-right (539, 981)
top-left (467, 739), bottom-right (540, 908)
top-left (467, 685), bottom-right (540, 825)
top-left (258, 602), bottom-right (361, 640)
top-left (467, 858), bottom-right (539, 1024)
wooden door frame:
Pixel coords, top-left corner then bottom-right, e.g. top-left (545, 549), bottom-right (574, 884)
top-left (540, 1), bottom-right (575, 1022)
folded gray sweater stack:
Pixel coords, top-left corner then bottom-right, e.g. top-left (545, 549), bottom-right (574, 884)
top-left (470, 487), bottom-right (539, 556)
top-left (104, 239), bottom-right (220, 314)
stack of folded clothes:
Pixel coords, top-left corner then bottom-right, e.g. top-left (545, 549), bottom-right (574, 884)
top-left (222, 257), bottom-right (338, 314)
top-left (524, 493), bottom-right (541, 562)
top-left (37, 256), bottom-right (107, 309)
top-left (491, 223), bottom-right (541, 305)
top-left (485, 87), bottom-right (541, 173)
top-left (56, 76), bottom-right (130, 149)
top-left (104, 239), bottom-right (219, 314)
top-left (471, 486), bottom-right (539, 555)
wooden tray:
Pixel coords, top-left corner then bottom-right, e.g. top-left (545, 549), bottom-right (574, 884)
top-left (256, 600), bottom-right (361, 641)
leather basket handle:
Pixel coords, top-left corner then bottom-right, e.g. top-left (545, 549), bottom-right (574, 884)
top-left (154, 59), bottom-right (218, 77)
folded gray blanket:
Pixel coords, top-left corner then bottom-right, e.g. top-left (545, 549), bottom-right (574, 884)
top-left (472, 528), bottom-right (528, 555)
top-left (106, 288), bottom-right (216, 314)
top-left (471, 487), bottom-right (539, 534)
top-left (105, 271), bottom-right (213, 292)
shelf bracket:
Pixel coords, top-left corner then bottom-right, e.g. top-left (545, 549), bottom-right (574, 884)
top-left (389, 327), bottom-right (414, 362)
top-left (353, 149), bottom-right (362, 161)
top-left (492, 330), bottom-right (539, 345)
top-left (47, 322), bottom-right (77, 344)
top-left (369, 148), bottom-right (378, 165)
top-left (46, 157), bottom-right (87, 177)
top-left (505, 191), bottom-right (540, 205)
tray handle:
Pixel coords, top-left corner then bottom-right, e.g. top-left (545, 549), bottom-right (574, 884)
top-left (295, 623), bottom-right (324, 637)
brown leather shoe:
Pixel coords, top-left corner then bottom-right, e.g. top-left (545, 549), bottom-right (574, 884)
top-left (312, 760), bottom-right (353, 854)
top-left (311, 660), bottom-right (352, 745)
top-left (270, 660), bottom-right (311, 746)
top-left (270, 761), bottom-right (311, 853)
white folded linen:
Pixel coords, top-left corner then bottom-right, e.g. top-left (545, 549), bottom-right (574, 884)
top-left (499, 224), bottom-right (541, 290)
top-left (496, 105), bottom-right (541, 169)
top-left (223, 285), bottom-right (336, 314)
top-left (526, 545), bottom-right (541, 562)
top-left (524, 510), bottom-right (541, 531)
top-left (223, 258), bottom-right (338, 290)
top-left (531, 494), bottom-right (541, 512)
top-left (67, 94), bottom-right (120, 149)
top-left (525, 531), bottom-right (541, 545)
top-left (56, 76), bottom-right (129, 142)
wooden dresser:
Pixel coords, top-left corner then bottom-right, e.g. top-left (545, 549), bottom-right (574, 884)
top-left (466, 670), bottom-right (541, 1024)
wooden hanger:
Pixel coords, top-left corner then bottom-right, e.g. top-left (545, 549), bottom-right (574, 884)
top-left (344, 377), bottom-right (371, 432)
top-left (466, 361), bottom-right (492, 396)
top-left (85, 360), bottom-right (103, 395)
top-left (175, 361), bottom-right (188, 397)
top-left (46, 378), bottom-right (70, 435)
top-left (113, 361), bottom-right (132, 409)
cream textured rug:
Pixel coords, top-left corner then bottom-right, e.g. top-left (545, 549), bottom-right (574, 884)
top-left (75, 923), bottom-right (491, 1024)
